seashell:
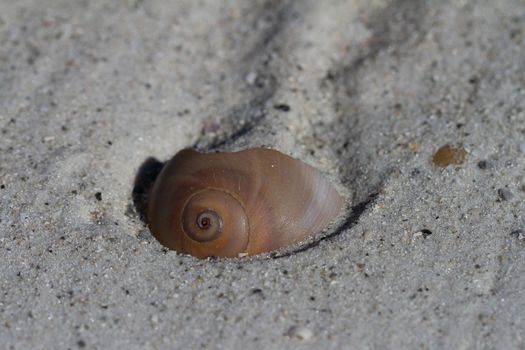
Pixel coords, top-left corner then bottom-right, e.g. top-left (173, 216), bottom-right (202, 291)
top-left (147, 148), bottom-right (344, 258)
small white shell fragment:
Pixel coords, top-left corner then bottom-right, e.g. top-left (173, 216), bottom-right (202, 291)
top-left (245, 71), bottom-right (257, 85)
top-left (285, 325), bottom-right (314, 341)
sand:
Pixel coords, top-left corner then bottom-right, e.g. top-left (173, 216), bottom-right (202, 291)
top-left (1, 0), bottom-right (525, 349)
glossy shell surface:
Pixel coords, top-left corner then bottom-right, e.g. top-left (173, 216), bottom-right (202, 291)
top-left (148, 148), bottom-right (344, 258)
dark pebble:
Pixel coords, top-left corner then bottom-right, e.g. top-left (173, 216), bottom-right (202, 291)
top-left (477, 160), bottom-right (488, 169)
top-left (274, 104), bottom-right (291, 112)
top-left (497, 188), bottom-right (512, 201)
top-left (510, 229), bottom-right (524, 241)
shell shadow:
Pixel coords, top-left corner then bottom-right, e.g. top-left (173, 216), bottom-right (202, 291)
top-left (131, 157), bottom-right (165, 223)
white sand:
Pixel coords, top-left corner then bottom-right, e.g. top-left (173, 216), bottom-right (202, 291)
top-left (1, 1), bottom-right (524, 349)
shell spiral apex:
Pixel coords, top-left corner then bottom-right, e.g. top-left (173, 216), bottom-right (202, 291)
top-left (147, 148), bottom-right (344, 259)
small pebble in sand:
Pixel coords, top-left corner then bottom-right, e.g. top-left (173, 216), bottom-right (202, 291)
top-left (497, 188), bottom-right (512, 202)
top-left (477, 160), bottom-right (488, 169)
top-left (245, 71), bottom-right (257, 85)
top-left (274, 103), bottom-right (291, 112)
top-left (510, 230), bottom-right (524, 241)
top-left (408, 143), bottom-right (421, 152)
top-left (432, 144), bottom-right (467, 167)
top-left (413, 229), bottom-right (433, 238)
top-left (285, 325), bottom-right (314, 341)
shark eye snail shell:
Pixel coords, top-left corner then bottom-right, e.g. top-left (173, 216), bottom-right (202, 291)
top-left (147, 148), bottom-right (344, 258)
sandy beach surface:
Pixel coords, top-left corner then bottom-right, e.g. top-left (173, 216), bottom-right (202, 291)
top-left (1, 1), bottom-right (525, 349)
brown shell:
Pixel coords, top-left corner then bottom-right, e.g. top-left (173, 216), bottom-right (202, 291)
top-left (147, 148), bottom-right (344, 258)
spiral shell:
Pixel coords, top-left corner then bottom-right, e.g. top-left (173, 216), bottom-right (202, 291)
top-left (147, 148), bottom-right (344, 258)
